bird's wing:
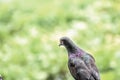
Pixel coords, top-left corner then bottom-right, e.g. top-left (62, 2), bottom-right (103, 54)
top-left (83, 53), bottom-right (100, 80)
top-left (69, 58), bottom-right (91, 80)
top-left (68, 58), bottom-right (90, 80)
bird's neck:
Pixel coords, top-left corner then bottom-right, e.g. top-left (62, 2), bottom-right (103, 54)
top-left (65, 43), bottom-right (78, 53)
top-left (68, 49), bottom-right (84, 58)
top-left (64, 43), bottom-right (84, 57)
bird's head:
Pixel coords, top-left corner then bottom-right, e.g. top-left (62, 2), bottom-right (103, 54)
top-left (59, 37), bottom-right (78, 53)
top-left (59, 37), bottom-right (71, 47)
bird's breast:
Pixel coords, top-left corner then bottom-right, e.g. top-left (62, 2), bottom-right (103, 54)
top-left (68, 58), bottom-right (77, 78)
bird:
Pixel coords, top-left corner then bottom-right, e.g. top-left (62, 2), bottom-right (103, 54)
top-left (0, 75), bottom-right (3, 80)
top-left (59, 37), bottom-right (100, 80)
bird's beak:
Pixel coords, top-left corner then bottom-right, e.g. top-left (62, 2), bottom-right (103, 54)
top-left (59, 43), bottom-right (62, 46)
top-left (59, 41), bottom-right (63, 46)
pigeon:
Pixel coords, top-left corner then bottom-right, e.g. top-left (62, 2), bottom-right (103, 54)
top-left (0, 75), bottom-right (3, 80)
top-left (59, 37), bottom-right (100, 80)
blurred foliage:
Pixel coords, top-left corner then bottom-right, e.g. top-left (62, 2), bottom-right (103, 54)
top-left (0, 0), bottom-right (120, 80)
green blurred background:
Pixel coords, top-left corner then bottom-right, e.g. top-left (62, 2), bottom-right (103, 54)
top-left (0, 0), bottom-right (120, 80)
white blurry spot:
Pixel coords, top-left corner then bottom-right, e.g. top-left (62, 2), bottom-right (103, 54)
top-left (85, 6), bottom-right (100, 23)
top-left (89, 38), bottom-right (100, 46)
top-left (1, 44), bottom-right (13, 62)
top-left (92, 38), bottom-right (100, 45)
top-left (104, 23), bottom-right (113, 31)
top-left (115, 51), bottom-right (120, 58)
top-left (29, 27), bottom-right (38, 37)
top-left (34, 72), bottom-right (47, 80)
top-left (66, 29), bottom-right (77, 37)
top-left (38, 53), bottom-right (49, 68)
top-left (72, 21), bottom-right (87, 30)
top-left (0, 0), bottom-right (12, 3)
top-left (51, 29), bottom-right (76, 41)
top-left (14, 37), bottom-right (28, 45)
top-left (94, 1), bottom-right (103, 7)
top-left (110, 61), bottom-right (117, 69)
top-left (2, 54), bottom-right (10, 62)
top-left (114, 36), bottom-right (120, 45)
top-left (44, 43), bottom-right (52, 51)
top-left (94, 0), bottom-right (112, 8)
top-left (27, 54), bottom-right (34, 62)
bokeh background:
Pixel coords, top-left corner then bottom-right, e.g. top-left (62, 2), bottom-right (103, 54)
top-left (0, 0), bottom-right (120, 80)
